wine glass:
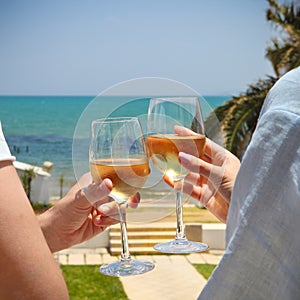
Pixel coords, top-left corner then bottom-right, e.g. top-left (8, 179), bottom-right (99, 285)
top-left (89, 117), bottom-right (155, 276)
top-left (147, 97), bottom-right (209, 254)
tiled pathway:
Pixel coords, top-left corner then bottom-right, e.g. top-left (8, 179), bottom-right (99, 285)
top-left (55, 248), bottom-right (223, 300)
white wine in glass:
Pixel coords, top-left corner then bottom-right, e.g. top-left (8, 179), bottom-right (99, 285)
top-left (90, 158), bottom-right (150, 201)
top-left (147, 97), bottom-right (209, 254)
top-left (90, 117), bottom-right (154, 276)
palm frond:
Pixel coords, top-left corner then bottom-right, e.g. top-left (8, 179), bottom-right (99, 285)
top-left (205, 0), bottom-right (299, 158)
top-left (266, 0), bottom-right (300, 75)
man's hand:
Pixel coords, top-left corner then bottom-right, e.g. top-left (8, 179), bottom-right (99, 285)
top-left (164, 126), bottom-right (240, 223)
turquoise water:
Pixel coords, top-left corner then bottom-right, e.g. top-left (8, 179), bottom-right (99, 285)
top-left (0, 95), bottom-right (230, 197)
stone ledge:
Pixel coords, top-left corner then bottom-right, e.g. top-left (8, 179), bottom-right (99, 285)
top-left (202, 223), bottom-right (226, 250)
top-left (67, 223), bottom-right (226, 251)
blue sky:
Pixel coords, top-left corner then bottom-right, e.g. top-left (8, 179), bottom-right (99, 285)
top-left (0, 0), bottom-right (280, 96)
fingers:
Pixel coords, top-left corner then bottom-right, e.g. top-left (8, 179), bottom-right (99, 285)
top-left (128, 193), bottom-right (140, 209)
top-left (93, 214), bottom-right (119, 227)
top-left (179, 152), bottom-right (212, 178)
top-left (185, 172), bottom-right (207, 186)
top-left (205, 198), bottom-right (229, 223)
top-left (174, 125), bottom-right (199, 136)
top-left (78, 174), bottom-right (141, 209)
top-left (173, 125), bottom-right (212, 155)
top-left (76, 178), bottom-right (113, 208)
top-left (92, 202), bottom-right (122, 225)
top-left (163, 169), bottom-right (207, 190)
top-left (76, 173), bottom-right (140, 226)
top-left (96, 192), bottom-right (140, 213)
top-left (180, 180), bottom-right (229, 223)
top-left (93, 202), bottom-right (126, 226)
top-left (92, 207), bottom-right (121, 226)
top-left (173, 126), bottom-right (227, 165)
top-left (179, 180), bottom-right (216, 208)
top-left (163, 171), bottom-right (208, 203)
top-left (92, 193), bottom-right (140, 227)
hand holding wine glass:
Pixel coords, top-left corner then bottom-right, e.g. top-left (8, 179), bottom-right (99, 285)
top-left (147, 97), bottom-right (209, 254)
top-left (89, 117), bottom-right (154, 276)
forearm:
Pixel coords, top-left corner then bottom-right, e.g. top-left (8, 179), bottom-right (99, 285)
top-left (38, 205), bottom-right (67, 253)
top-left (38, 181), bottom-right (86, 252)
top-left (38, 185), bottom-right (101, 253)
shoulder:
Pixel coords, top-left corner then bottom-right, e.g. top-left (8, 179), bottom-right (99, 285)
top-left (260, 67), bottom-right (300, 116)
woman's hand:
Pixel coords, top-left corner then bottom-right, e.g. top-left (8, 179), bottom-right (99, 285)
top-left (38, 173), bottom-right (140, 252)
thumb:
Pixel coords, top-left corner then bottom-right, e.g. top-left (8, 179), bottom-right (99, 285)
top-left (79, 178), bottom-right (113, 207)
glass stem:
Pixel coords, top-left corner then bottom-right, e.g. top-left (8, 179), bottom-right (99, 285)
top-left (174, 178), bottom-right (186, 240)
top-left (117, 203), bottom-right (131, 262)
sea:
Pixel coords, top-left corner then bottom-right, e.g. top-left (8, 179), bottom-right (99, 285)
top-left (0, 95), bottom-right (230, 198)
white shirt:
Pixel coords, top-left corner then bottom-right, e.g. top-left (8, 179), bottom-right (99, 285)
top-left (0, 121), bottom-right (16, 161)
top-left (199, 67), bottom-right (300, 299)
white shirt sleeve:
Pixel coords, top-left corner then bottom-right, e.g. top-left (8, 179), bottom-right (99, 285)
top-left (0, 121), bottom-right (16, 162)
top-left (198, 66), bottom-right (300, 300)
top-left (199, 110), bottom-right (300, 300)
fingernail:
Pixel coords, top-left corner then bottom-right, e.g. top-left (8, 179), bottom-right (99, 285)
top-left (99, 205), bottom-right (110, 213)
top-left (96, 182), bottom-right (109, 196)
top-left (100, 179), bottom-right (112, 191)
top-left (94, 215), bottom-right (101, 224)
top-left (178, 152), bottom-right (190, 164)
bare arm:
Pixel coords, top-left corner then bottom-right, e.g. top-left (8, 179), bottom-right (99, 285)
top-left (0, 161), bottom-right (68, 300)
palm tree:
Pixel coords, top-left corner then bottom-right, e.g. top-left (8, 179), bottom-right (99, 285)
top-left (266, 0), bottom-right (300, 76)
top-left (206, 0), bottom-right (300, 158)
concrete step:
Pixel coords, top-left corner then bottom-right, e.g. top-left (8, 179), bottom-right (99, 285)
top-left (111, 238), bottom-right (173, 248)
top-left (110, 246), bottom-right (160, 255)
top-left (109, 223), bottom-right (178, 255)
top-left (110, 231), bottom-right (175, 240)
top-left (110, 223), bottom-right (176, 232)
top-left (108, 221), bottom-right (226, 254)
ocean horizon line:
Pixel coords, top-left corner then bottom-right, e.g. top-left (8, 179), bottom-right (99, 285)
top-left (0, 94), bottom-right (234, 98)
top-left (1, 94), bottom-right (230, 197)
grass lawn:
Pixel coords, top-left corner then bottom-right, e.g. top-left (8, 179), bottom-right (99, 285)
top-left (61, 265), bottom-right (128, 300)
top-left (61, 264), bottom-right (217, 299)
top-left (193, 264), bottom-right (217, 280)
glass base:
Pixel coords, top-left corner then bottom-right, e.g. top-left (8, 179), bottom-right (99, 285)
top-left (154, 238), bottom-right (209, 254)
top-left (99, 259), bottom-right (155, 277)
